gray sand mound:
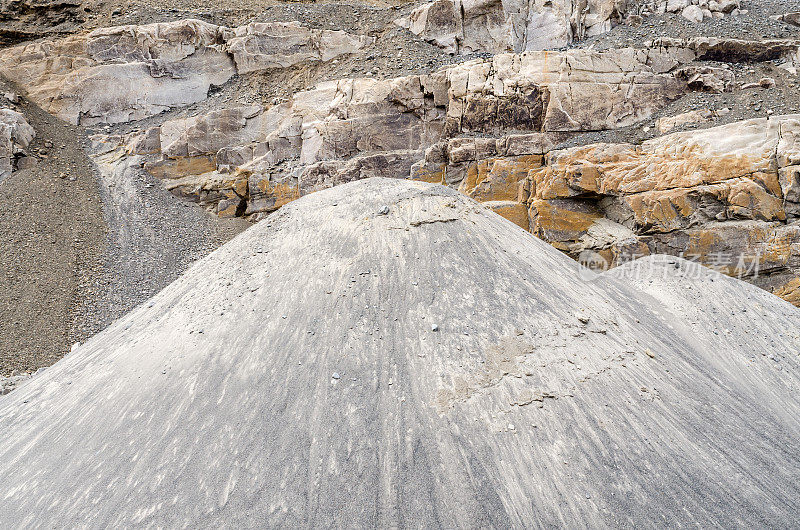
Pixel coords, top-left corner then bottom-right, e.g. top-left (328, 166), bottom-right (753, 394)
top-left (1, 178), bottom-right (799, 527)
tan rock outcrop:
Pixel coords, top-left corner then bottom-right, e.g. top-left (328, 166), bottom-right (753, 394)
top-left (483, 200), bottom-right (530, 229)
top-left (0, 19), bottom-right (372, 125)
top-left (396, 0), bottom-right (753, 55)
top-left (0, 20), bottom-right (234, 125)
top-left (72, 29), bottom-right (800, 306)
top-left (396, 0), bottom-right (634, 53)
top-left (656, 109), bottom-right (714, 133)
top-left (520, 115), bottom-right (800, 303)
top-left (118, 46), bottom-right (693, 220)
top-left (222, 22), bottom-right (373, 74)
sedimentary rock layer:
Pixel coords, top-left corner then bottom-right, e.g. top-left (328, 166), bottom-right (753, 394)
top-left (0, 19), bottom-right (372, 125)
top-left (396, 0), bottom-right (747, 54)
top-left (111, 110), bottom-right (800, 304)
top-left (102, 44), bottom-right (696, 218)
top-left (421, 114), bottom-right (800, 303)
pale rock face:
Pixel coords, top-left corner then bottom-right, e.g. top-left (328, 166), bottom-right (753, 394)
top-left (221, 22), bottom-right (374, 74)
top-left (655, 108), bottom-right (713, 133)
top-left (0, 19), bottom-right (372, 125)
top-left (398, 0), bottom-right (752, 55)
top-left (396, 0), bottom-right (632, 53)
top-left (0, 109), bottom-right (35, 180)
top-left (67, 26), bottom-right (800, 306)
top-left (122, 46), bottom-right (692, 217)
top-left (0, 20), bottom-right (234, 125)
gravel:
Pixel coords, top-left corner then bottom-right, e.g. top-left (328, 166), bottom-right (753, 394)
top-left (0, 76), bottom-right (105, 376)
top-left (0, 76), bottom-right (247, 376)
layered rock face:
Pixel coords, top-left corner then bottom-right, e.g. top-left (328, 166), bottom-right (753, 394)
top-left (70, 22), bottom-right (800, 306)
top-left (524, 116), bottom-right (800, 298)
top-left (396, 0), bottom-right (635, 53)
top-left (121, 111), bottom-right (800, 304)
top-left (395, 0), bottom-right (746, 54)
top-left (0, 19), bottom-right (372, 125)
top-left (101, 43), bottom-right (703, 219)
top-left (0, 108), bottom-right (34, 179)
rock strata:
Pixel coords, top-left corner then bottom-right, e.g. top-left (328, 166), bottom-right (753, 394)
top-left (396, 0), bottom-right (746, 54)
top-left (0, 19), bottom-right (372, 125)
top-left (523, 115), bottom-right (800, 302)
top-left (109, 45), bottom-right (700, 217)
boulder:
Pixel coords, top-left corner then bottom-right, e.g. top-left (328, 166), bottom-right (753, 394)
top-left (681, 5), bottom-right (704, 23)
top-left (0, 108), bottom-right (35, 180)
top-left (772, 12), bottom-right (800, 27)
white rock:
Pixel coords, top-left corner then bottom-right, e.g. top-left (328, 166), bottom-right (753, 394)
top-left (667, 0), bottom-right (689, 12)
top-left (0, 19), bottom-right (371, 125)
top-left (681, 5), bottom-right (704, 22)
top-left (0, 109), bottom-right (35, 179)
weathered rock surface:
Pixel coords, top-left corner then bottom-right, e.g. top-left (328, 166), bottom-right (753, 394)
top-left (0, 107), bottom-right (34, 179)
top-left (222, 21), bottom-right (374, 74)
top-left (1, 178), bottom-right (799, 526)
top-left (0, 0), bottom-right (94, 45)
top-left (396, 0), bottom-right (635, 53)
top-left (113, 45), bottom-right (701, 217)
top-left (126, 100), bottom-right (800, 304)
top-left (39, 18), bottom-right (793, 308)
top-left (0, 19), bottom-right (372, 125)
top-left (649, 36), bottom-right (800, 65)
top-left (655, 108), bottom-right (714, 132)
top-left (396, 0), bottom-right (747, 54)
top-left (521, 115), bottom-right (800, 302)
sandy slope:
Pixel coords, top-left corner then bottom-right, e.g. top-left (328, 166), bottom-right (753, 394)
top-left (0, 178), bottom-right (798, 527)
